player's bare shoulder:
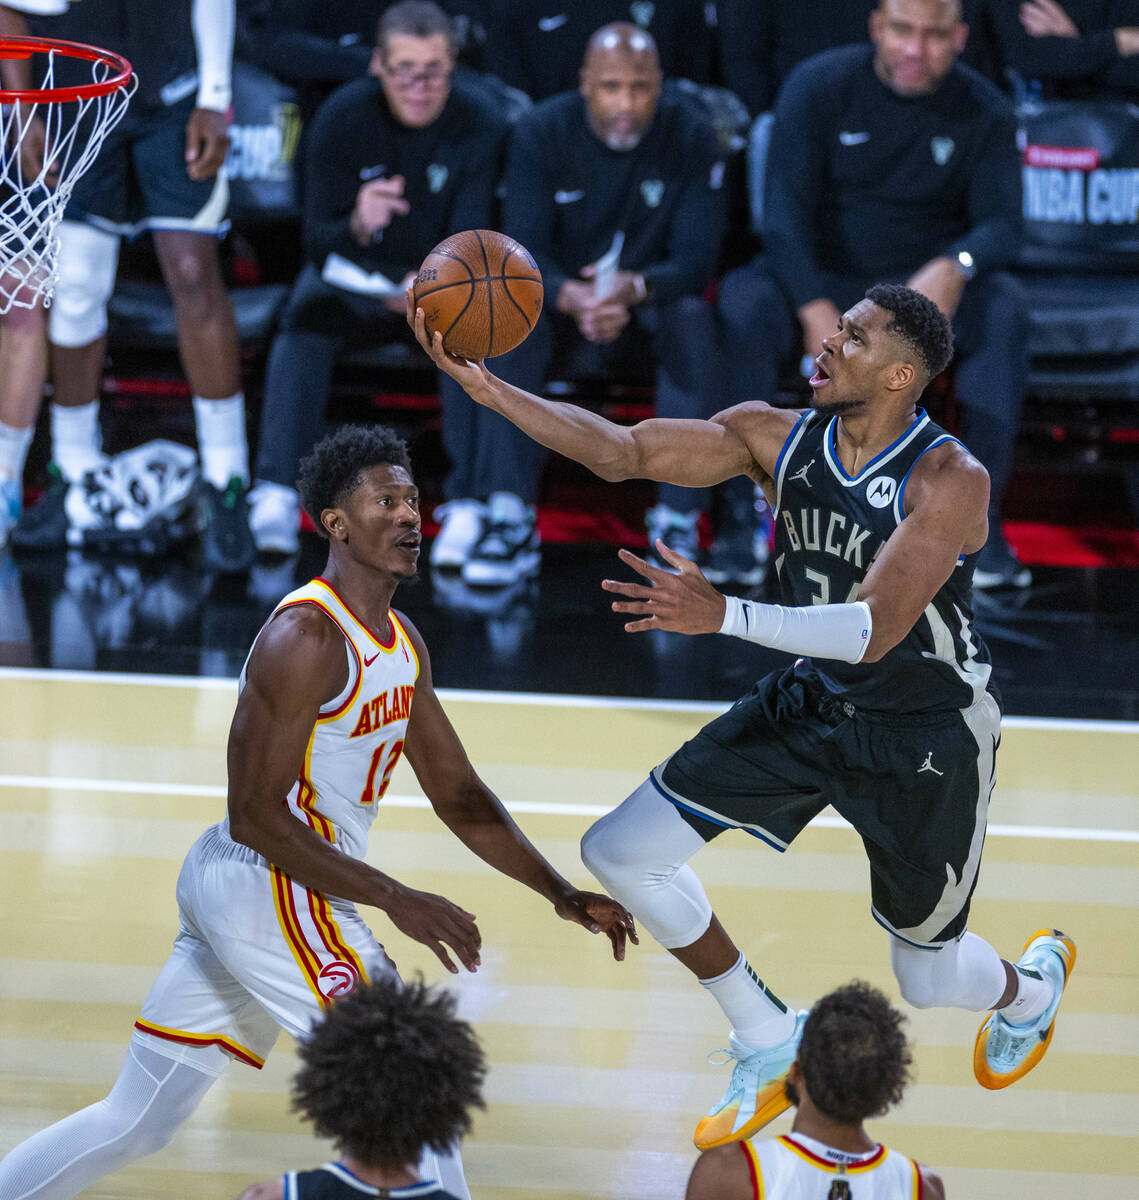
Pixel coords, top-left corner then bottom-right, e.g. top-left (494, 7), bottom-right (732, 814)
top-left (904, 437), bottom-right (990, 516)
top-left (711, 401), bottom-right (803, 483)
top-left (248, 600), bottom-right (350, 703)
top-left (902, 438), bottom-right (989, 553)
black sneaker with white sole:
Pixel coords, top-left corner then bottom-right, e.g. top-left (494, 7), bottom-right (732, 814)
top-left (201, 476), bottom-right (256, 573)
top-left (461, 492), bottom-right (540, 587)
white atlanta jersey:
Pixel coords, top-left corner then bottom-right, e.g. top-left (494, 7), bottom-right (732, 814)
top-left (134, 577), bottom-right (420, 1065)
top-left (740, 1133), bottom-right (924, 1198)
top-left (234, 576), bottom-right (420, 862)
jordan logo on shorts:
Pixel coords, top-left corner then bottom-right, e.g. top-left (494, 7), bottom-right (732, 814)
top-left (917, 751), bottom-right (944, 776)
top-left (789, 458), bottom-right (815, 487)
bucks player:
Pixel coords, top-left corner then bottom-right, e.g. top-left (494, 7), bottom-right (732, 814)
top-left (0, 424), bottom-right (636, 1200)
top-left (410, 282), bottom-right (1076, 1149)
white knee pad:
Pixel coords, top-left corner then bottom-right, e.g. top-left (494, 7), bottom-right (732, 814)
top-left (49, 221), bottom-right (120, 348)
top-left (891, 932), bottom-right (1006, 1012)
top-left (581, 778), bottom-right (714, 950)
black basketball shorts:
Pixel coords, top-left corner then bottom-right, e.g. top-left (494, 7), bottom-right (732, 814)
top-left (66, 95), bottom-right (228, 235)
top-left (654, 661), bottom-right (1002, 949)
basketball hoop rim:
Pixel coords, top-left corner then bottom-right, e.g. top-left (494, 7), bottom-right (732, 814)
top-left (0, 35), bottom-right (132, 104)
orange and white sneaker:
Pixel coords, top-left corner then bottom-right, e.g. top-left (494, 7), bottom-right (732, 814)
top-left (693, 1011), bottom-right (808, 1149)
top-left (974, 929), bottom-right (1076, 1090)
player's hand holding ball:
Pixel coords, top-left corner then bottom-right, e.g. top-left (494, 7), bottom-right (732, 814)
top-left (408, 229), bottom-right (543, 381)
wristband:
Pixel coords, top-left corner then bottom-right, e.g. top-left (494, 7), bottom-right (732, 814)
top-left (719, 595), bottom-right (872, 664)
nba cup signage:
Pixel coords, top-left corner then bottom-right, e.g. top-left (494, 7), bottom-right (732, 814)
top-left (1018, 100), bottom-right (1139, 256)
top-left (317, 960), bottom-right (360, 1000)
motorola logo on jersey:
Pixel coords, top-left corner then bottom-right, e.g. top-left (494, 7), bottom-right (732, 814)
top-left (317, 960), bottom-right (360, 999)
top-left (866, 476), bottom-right (897, 508)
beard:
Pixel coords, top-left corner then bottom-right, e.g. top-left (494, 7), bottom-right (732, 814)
top-left (809, 391), bottom-right (867, 418)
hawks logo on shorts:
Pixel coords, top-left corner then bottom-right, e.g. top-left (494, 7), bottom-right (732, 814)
top-left (317, 960), bottom-right (360, 1000)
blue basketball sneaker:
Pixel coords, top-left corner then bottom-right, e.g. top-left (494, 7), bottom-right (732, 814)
top-left (974, 929), bottom-right (1076, 1090)
top-left (694, 1010), bottom-right (808, 1149)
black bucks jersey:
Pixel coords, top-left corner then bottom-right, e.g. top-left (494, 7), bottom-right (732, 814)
top-left (772, 408), bottom-right (994, 714)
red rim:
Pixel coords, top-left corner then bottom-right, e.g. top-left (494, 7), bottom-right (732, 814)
top-left (0, 35), bottom-right (132, 104)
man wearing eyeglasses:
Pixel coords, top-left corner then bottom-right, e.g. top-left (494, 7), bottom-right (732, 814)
top-left (247, 0), bottom-right (511, 555)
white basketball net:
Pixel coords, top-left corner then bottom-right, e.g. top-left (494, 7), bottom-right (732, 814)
top-left (0, 47), bottom-right (135, 313)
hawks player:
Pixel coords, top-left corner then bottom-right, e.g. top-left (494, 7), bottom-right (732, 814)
top-left (686, 983), bottom-right (945, 1200)
top-left (0, 423), bottom-right (636, 1200)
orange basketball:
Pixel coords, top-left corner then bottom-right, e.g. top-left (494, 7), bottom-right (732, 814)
top-left (413, 229), bottom-right (544, 360)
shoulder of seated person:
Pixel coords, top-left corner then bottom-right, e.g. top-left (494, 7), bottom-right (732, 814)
top-left (510, 90), bottom-right (582, 136)
top-left (945, 60), bottom-right (1015, 114)
top-left (786, 43), bottom-right (870, 89)
top-left (317, 74), bottom-right (384, 116)
top-left (446, 85), bottom-right (510, 130)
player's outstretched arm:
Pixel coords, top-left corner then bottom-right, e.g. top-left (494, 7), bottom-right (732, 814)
top-left (227, 606), bottom-right (482, 975)
top-left (407, 291), bottom-right (753, 489)
top-left (397, 612), bottom-right (638, 962)
top-left (605, 445), bottom-right (989, 667)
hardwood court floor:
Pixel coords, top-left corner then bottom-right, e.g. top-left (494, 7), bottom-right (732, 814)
top-left (2, 670), bottom-right (1137, 1199)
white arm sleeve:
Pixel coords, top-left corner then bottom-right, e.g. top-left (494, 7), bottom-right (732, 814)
top-left (0, 0), bottom-right (71, 12)
top-left (192, 0), bottom-right (234, 111)
top-left (719, 595), bottom-right (872, 665)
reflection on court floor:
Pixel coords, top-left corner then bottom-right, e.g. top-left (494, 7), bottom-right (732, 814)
top-left (1, 670), bottom-right (1137, 1199)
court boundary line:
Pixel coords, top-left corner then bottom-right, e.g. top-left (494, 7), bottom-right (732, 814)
top-left (2, 775), bottom-right (1136, 843)
top-left (2, 667), bottom-right (1139, 732)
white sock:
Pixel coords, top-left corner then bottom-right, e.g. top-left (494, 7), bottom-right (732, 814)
top-left (1001, 963), bottom-right (1054, 1026)
top-left (51, 400), bottom-right (103, 482)
top-left (193, 393), bottom-right (249, 488)
top-left (700, 951), bottom-right (797, 1049)
top-left (0, 420), bottom-right (34, 482)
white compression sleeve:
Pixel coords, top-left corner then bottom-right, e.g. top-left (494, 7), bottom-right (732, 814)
top-left (719, 595), bottom-right (872, 665)
top-left (192, 0), bottom-right (234, 111)
top-left (0, 1034), bottom-right (222, 1200)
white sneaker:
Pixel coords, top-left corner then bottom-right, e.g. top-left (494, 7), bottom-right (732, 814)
top-left (694, 1011), bottom-right (808, 1149)
top-left (430, 499), bottom-right (487, 569)
top-left (462, 492), bottom-right (540, 587)
top-left (249, 481), bottom-right (300, 555)
top-left (974, 929), bottom-right (1076, 1089)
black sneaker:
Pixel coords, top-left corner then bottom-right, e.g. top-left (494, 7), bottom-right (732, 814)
top-left (10, 465), bottom-right (70, 550)
top-left (974, 532), bottom-right (1031, 590)
top-left (201, 476), bottom-right (256, 573)
top-left (645, 503), bottom-right (700, 570)
top-left (705, 528), bottom-right (766, 587)
top-left (461, 491), bottom-right (540, 587)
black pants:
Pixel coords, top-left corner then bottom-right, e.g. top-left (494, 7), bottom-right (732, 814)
top-left (716, 259), bottom-right (1030, 515)
top-left (254, 264), bottom-right (468, 490)
top-left (451, 293), bottom-right (719, 508)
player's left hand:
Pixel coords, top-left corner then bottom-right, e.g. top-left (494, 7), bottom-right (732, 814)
top-left (553, 889), bottom-right (639, 961)
top-left (185, 107), bottom-right (230, 181)
top-left (602, 542), bottom-right (728, 635)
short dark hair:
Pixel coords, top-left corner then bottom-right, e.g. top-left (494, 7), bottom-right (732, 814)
top-left (798, 982), bottom-right (912, 1124)
top-left (865, 283), bottom-right (954, 383)
top-left (291, 977), bottom-right (486, 1169)
top-left (377, 1), bottom-right (457, 56)
top-left (297, 424), bottom-right (413, 532)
